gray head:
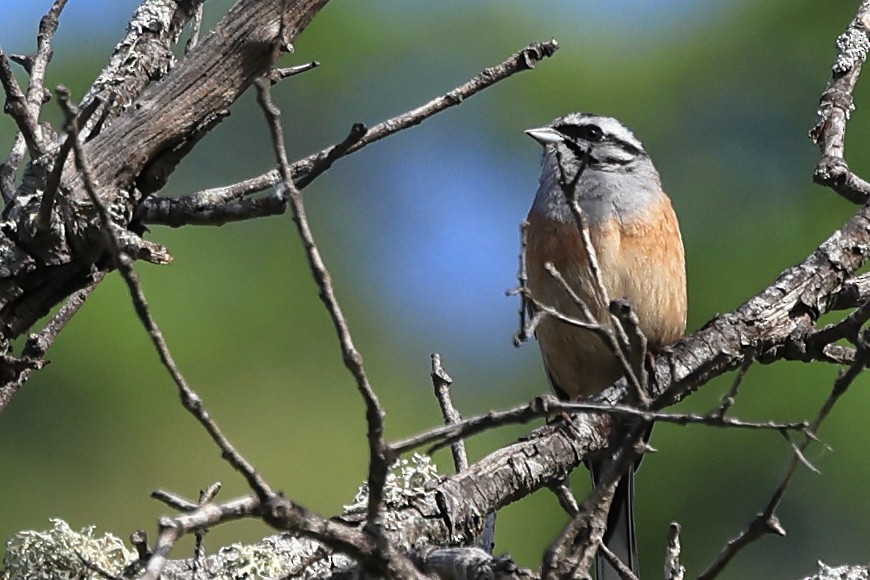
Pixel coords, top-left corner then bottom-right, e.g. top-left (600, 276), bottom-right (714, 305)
top-left (526, 112), bottom-right (663, 224)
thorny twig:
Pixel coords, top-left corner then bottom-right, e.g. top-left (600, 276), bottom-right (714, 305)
top-left (698, 332), bottom-right (870, 579)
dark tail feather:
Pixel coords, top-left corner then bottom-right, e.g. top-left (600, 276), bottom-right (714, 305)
top-left (593, 466), bottom-right (637, 580)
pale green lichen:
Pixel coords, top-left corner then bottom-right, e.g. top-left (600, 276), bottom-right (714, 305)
top-left (217, 538), bottom-right (293, 579)
top-left (1, 519), bottom-right (134, 580)
top-left (1, 455), bottom-right (441, 579)
top-left (343, 453), bottom-right (440, 514)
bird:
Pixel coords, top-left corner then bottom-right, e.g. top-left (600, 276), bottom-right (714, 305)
top-left (524, 112), bottom-right (687, 579)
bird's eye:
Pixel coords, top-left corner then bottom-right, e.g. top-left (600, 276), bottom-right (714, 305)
top-left (555, 123), bottom-right (605, 143)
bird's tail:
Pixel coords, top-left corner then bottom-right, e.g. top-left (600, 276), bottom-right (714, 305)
top-left (592, 464), bottom-right (637, 580)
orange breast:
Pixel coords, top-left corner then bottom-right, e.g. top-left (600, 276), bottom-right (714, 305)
top-left (526, 197), bottom-right (686, 399)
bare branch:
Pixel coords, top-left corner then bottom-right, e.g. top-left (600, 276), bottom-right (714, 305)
top-left (37, 95), bottom-right (103, 233)
top-left (0, 48), bottom-right (45, 158)
top-left (193, 482), bottom-right (222, 580)
top-left (698, 333), bottom-right (870, 579)
top-left (141, 495), bottom-right (261, 580)
top-left (390, 395), bottom-right (808, 458)
top-left (79, 0), bottom-right (207, 139)
top-left (810, 0), bottom-right (870, 202)
top-left (57, 85), bottom-right (274, 504)
top-left (829, 271), bottom-right (870, 309)
top-left (24, 0), bottom-right (69, 122)
top-left (430, 353), bottom-right (468, 473)
top-left (151, 489), bottom-right (200, 512)
top-left (139, 38), bottom-right (559, 229)
top-left (707, 346), bottom-right (755, 420)
top-left (254, 79), bottom-right (389, 536)
top-left (267, 61), bottom-right (320, 84)
top-left (292, 39), bottom-right (560, 189)
top-left (597, 542), bottom-right (640, 580)
top-left (664, 523), bottom-right (685, 580)
top-left (511, 220), bottom-right (532, 346)
top-left (548, 480), bottom-right (580, 517)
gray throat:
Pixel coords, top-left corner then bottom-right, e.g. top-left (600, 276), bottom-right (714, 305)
top-left (530, 149), bottom-right (662, 225)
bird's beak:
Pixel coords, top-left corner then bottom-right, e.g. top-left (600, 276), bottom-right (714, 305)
top-left (525, 126), bottom-right (564, 146)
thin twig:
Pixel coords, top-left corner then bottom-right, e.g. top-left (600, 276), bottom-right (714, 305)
top-left (0, 0), bottom-right (68, 203)
top-left (0, 271), bottom-right (105, 413)
top-left (193, 482), bottom-right (222, 580)
top-left (37, 95), bottom-right (103, 233)
top-left (294, 123), bottom-right (367, 189)
top-left (57, 86), bottom-right (274, 505)
top-left (429, 353), bottom-right (497, 553)
top-left (254, 80), bottom-right (389, 534)
top-left (548, 480), bottom-right (580, 517)
top-left (597, 541), bottom-right (640, 580)
top-left (267, 61), bottom-right (320, 84)
top-left (805, 298), bottom-right (870, 348)
top-left (554, 147), bottom-right (651, 405)
top-left (142, 40), bottom-right (559, 217)
top-left (25, 0), bottom-right (69, 119)
top-left (141, 495), bottom-right (262, 580)
top-left (255, 70), bottom-right (428, 577)
top-left (293, 40), bottom-right (559, 188)
top-left (63, 87), bottom-right (275, 580)
top-left (130, 530), bottom-right (150, 561)
top-left (0, 48), bottom-right (44, 158)
top-left (544, 263), bottom-right (647, 402)
top-left (664, 523), bottom-right (685, 580)
top-left (430, 353), bottom-right (467, 472)
top-left (390, 395), bottom-right (809, 458)
top-left (510, 220), bottom-right (532, 346)
top-left (542, 422), bottom-right (650, 579)
top-left (708, 345), bottom-right (755, 420)
top-left (184, 3), bottom-right (204, 54)
top-left (542, 411), bottom-right (651, 579)
top-left (151, 489), bottom-right (199, 512)
top-left (608, 298), bottom-right (651, 406)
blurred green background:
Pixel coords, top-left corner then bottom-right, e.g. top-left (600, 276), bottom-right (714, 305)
top-left (1, 1), bottom-right (869, 577)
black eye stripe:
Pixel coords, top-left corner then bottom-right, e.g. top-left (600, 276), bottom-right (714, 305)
top-left (554, 126), bottom-right (645, 169)
top-left (554, 123), bottom-right (603, 143)
top-left (553, 123), bottom-right (643, 156)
